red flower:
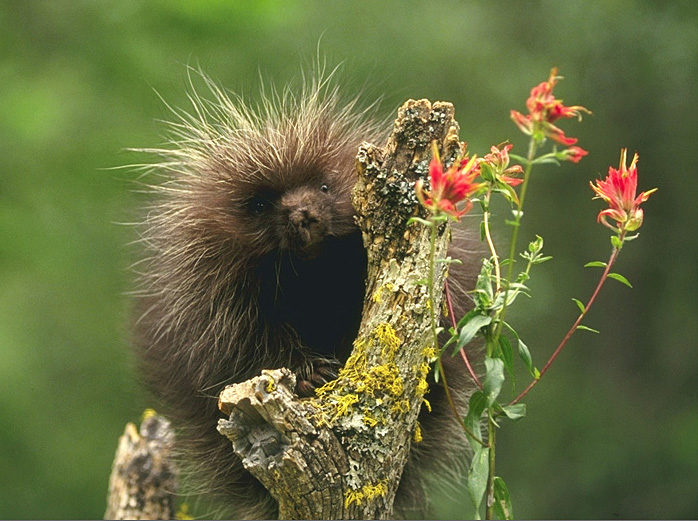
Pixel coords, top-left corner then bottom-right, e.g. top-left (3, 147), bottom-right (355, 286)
top-left (416, 144), bottom-right (483, 219)
top-left (511, 67), bottom-right (590, 146)
top-left (590, 149), bottom-right (657, 232)
top-left (480, 143), bottom-right (524, 186)
top-left (558, 145), bottom-right (589, 164)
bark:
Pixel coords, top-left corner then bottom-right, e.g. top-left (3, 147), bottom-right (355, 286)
top-left (105, 413), bottom-right (178, 520)
top-left (217, 99), bottom-right (464, 519)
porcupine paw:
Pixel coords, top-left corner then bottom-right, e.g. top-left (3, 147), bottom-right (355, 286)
top-left (295, 360), bottom-right (340, 397)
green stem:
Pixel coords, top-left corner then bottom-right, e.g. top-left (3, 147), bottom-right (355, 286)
top-left (484, 138), bottom-right (538, 521)
top-left (485, 414), bottom-right (497, 520)
top-left (482, 192), bottom-right (501, 292)
top-left (494, 139), bottom-right (539, 340)
top-left (428, 216), bottom-right (486, 445)
top-left (509, 234), bottom-right (625, 405)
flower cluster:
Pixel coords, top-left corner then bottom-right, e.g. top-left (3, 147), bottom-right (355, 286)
top-left (417, 143), bottom-right (529, 219)
top-left (511, 67), bottom-right (590, 158)
top-left (590, 148), bottom-right (657, 233)
top-left (481, 144), bottom-right (524, 184)
top-left (415, 143), bottom-right (483, 219)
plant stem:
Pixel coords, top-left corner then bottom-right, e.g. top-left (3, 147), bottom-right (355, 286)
top-left (494, 139), bottom-right (539, 340)
top-left (509, 236), bottom-right (624, 405)
top-left (482, 193), bottom-right (501, 291)
top-left (485, 415), bottom-right (497, 520)
top-left (484, 139), bottom-right (538, 521)
top-left (426, 219), bottom-right (459, 420)
top-left (428, 217), bottom-right (487, 446)
top-left (445, 281), bottom-right (483, 388)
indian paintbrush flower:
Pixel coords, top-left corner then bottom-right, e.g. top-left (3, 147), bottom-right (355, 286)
top-left (511, 67), bottom-right (591, 149)
top-left (415, 142), bottom-right (483, 219)
top-left (558, 145), bottom-right (589, 164)
top-left (590, 148), bottom-right (657, 233)
top-left (479, 143), bottom-right (524, 205)
top-left (480, 143), bottom-right (524, 186)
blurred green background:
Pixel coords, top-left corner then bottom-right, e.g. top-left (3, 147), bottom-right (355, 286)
top-left (1, 1), bottom-right (696, 519)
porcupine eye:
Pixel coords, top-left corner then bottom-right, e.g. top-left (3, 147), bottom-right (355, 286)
top-left (247, 195), bottom-right (269, 216)
top-left (320, 183), bottom-right (329, 194)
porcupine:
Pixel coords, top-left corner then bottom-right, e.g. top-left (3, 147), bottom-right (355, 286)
top-left (133, 71), bottom-right (480, 519)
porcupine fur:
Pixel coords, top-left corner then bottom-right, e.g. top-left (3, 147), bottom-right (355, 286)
top-left (132, 70), bottom-right (480, 519)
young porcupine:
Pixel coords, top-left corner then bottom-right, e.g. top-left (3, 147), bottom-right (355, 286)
top-left (133, 72), bottom-right (480, 518)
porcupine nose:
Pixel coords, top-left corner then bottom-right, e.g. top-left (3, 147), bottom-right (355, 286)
top-left (289, 207), bottom-right (321, 246)
top-left (290, 207), bottom-right (317, 229)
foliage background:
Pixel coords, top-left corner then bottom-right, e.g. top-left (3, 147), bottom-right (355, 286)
top-left (1, 1), bottom-right (696, 518)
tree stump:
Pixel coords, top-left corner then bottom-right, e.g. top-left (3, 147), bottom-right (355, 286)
top-left (217, 99), bottom-right (464, 519)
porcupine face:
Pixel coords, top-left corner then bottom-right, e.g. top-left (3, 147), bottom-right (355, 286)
top-left (233, 164), bottom-right (357, 260)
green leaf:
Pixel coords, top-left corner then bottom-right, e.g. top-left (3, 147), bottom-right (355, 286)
top-left (456, 314), bottom-right (492, 352)
top-left (584, 261), bottom-right (607, 268)
top-left (456, 309), bottom-right (477, 328)
top-left (498, 336), bottom-right (515, 379)
top-left (517, 337), bottom-right (536, 377)
top-left (500, 403), bottom-right (527, 421)
top-left (572, 298), bottom-right (586, 313)
top-left (464, 390), bottom-right (487, 446)
top-left (608, 272), bottom-right (633, 288)
top-left (528, 235), bottom-right (544, 254)
top-left (484, 357), bottom-right (505, 406)
top-left (611, 235), bottom-right (623, 249)
top-left (467, 447), bottom-right (490, 520)
top-left (406, 216), bottom-right (433, 227)
top-left (436, 257), bottom-right (462, 266)
top-left (480, 220), bottom-right (486, 242)
top-left (577, 324), bottom-right (600, 334)
top-left (493, 476), bottom-right (514, 520)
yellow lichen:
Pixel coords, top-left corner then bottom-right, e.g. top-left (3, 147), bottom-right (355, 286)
top-left (310, 323), bottom-right (410, 428)
top-left (141, 408), bottom-right (157, 421)
top-left (416, 377), bottom-right (429, 396)
top-left (390, 399), bottom-right (410, 415)
top-left (422, 345), bottom-right (437, 360)
top-left (333, 393), bottom-right (359, 419)
top-left (362, 415), bottom-right (379, 427)
top-left (344, 481), bottom-right (388, 508)
top-left (413, 422), bottom-right (423, 443)
top-left (423, 398), bottom-right (432, 412)
top-left (175, 503), bottom-right (193, 520)
top-left (374, 323), bottom-right (401, 360)
top-left (265, 378), bottom-right (276, 394)
top-left (368, 364), bottom-right (403, 397)
top-left (371, 283), bottom-right (395, 303)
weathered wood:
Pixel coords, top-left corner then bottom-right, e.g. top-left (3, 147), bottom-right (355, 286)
top-left (105, 413), bottom-right (177, 520)
top-left (217, 99), bottom-right (464, 519)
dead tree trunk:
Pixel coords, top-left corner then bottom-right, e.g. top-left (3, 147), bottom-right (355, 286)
top-left (105, 413), bottom-right (177, 520)
top-left (217, 99), bottom-right (464, 519)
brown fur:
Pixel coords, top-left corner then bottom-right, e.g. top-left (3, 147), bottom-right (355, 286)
top-left (132, 71), bottom-right (480, 518)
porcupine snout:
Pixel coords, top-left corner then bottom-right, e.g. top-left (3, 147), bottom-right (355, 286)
top-left (280, 187), bottom-right (329, 252)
